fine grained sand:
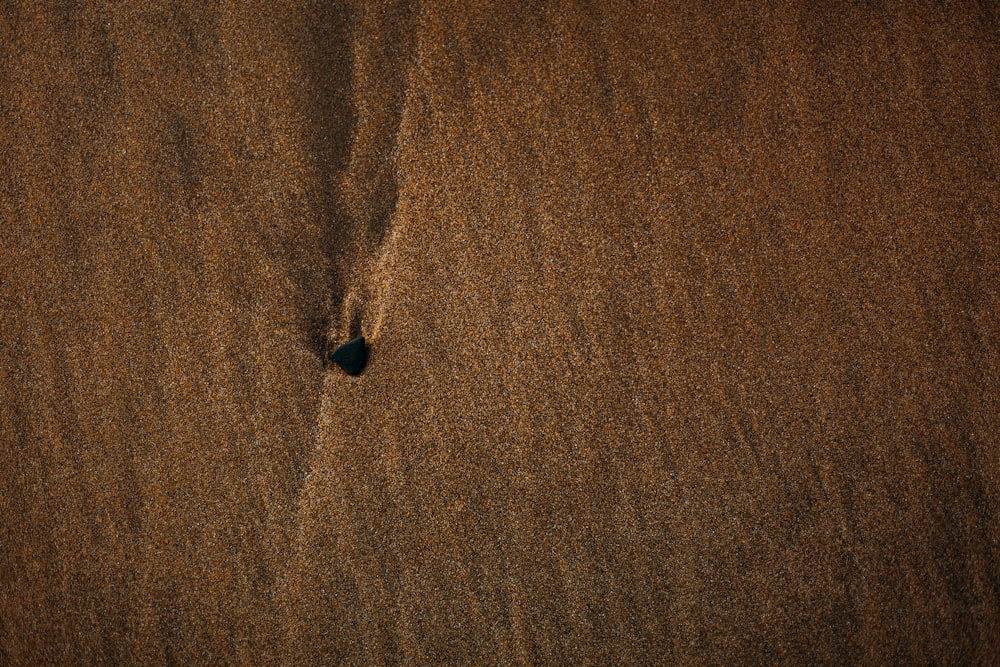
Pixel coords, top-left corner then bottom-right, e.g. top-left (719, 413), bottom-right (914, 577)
top-left (1, 1), bottom-right (998, 664)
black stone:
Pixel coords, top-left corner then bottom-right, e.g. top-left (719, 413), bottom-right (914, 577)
top-left (331, 336), bottom-right (368, 376)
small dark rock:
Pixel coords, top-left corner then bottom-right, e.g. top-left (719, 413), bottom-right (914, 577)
top-left (331, 336), bottom-right (368, 376)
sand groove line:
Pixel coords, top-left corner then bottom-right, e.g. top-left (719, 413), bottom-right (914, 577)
top-left (276, 4), bottom-right (420, 656)
top-left (285, 0), bottom-right (419, 570)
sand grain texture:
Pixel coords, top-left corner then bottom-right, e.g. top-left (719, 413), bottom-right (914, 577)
top-left (1, 1), bottom-right (999, 664)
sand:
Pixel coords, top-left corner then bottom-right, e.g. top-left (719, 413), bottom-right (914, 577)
top-left (1, 1), bottom-right (998, 664)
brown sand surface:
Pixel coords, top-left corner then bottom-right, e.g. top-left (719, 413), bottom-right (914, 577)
top-left (2, 1), bottom-right (999, 664)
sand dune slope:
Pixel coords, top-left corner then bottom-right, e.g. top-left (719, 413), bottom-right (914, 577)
top-left (2, 1), bottom-right (999, 664)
